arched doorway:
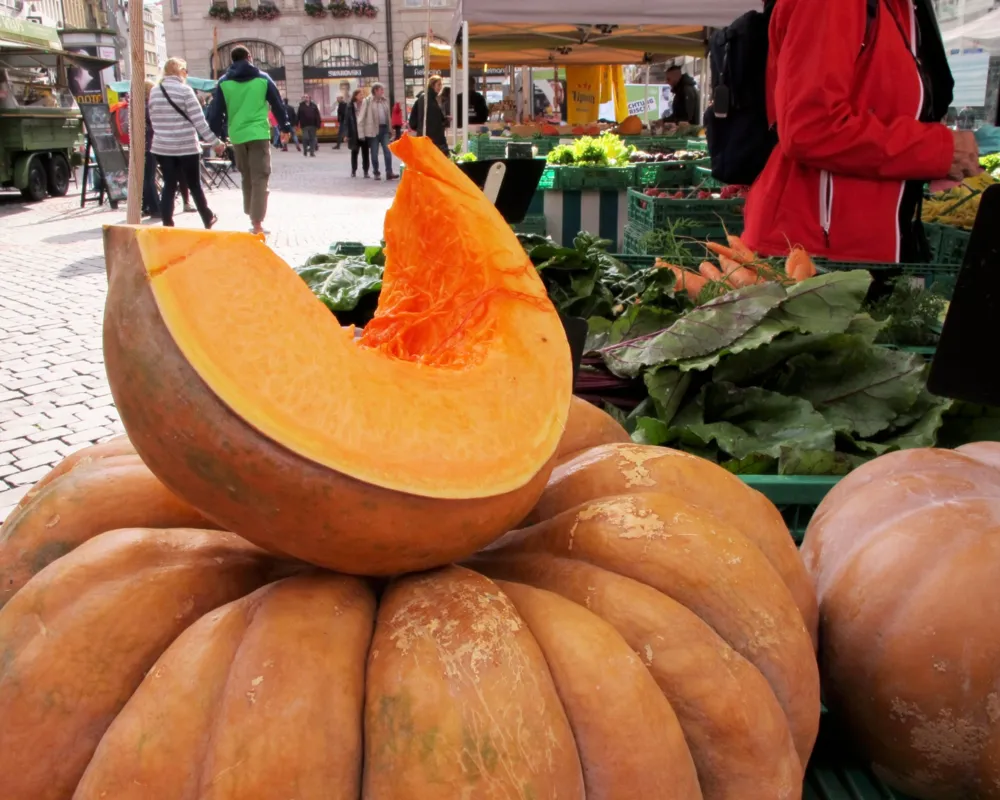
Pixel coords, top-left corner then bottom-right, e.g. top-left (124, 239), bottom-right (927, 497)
top-left (402, 35), bottom-right (448, 114)
top-left (212, 40), bottom-right (286, 98)
top-left (302, 36), bottom-right (379, 127)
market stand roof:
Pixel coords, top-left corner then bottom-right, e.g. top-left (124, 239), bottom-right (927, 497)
top-left (449, 0), bottom-right (759, 63)
top-left (0, 18), bottom-right (117, 71)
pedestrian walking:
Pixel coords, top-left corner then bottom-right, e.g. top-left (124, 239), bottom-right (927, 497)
top-left (344, 88), bottom-right (370, 178)
top-left (408, 75), bottom-right (449, 155)
top-left (358, 82), bottom-right (397, 181)
top-left (148, 57), bottom-right (225, 229)
top-left (141, 80), bottom-right (160, 218)
top-left (208, 44), bottom-right (290, 235)
top-left (335, 94), bottom-right (347, 149)
top-left (297, 94), bottom-right (322, 157)
top-left (282, 97), bottom-right (302, 152)
top-left (391, 101), bottom-right (403, 141)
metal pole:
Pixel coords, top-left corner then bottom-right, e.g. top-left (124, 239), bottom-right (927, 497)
top-left (644, 63), bottom-right (650, 126)
top-left (126, 0), bottom-right (145, 224)
top-left (461, 20), bottom-right (469, 153)
top-left (385, 0), bottom-right (395, 107)
top-left (450, 41), bottom-right (457, 146)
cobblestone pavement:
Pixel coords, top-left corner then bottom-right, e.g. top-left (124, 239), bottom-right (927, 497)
top-left (0, 146), bottom-right (395, 518)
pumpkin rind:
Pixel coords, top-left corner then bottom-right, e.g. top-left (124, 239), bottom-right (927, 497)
top-left (555, 397), bottom-right (632, 460)
top-left (363, 566), bottom-right (586, 799)
top-left (0, 445), bottom-right (820, 799)
top-left (496, 579), bottom-right (704, 799)
top-left (475, 553), bottom-right (803, 799)
top-left (0, 528), bottom-right (282, 800)
top-left (526, 443), bottom-right (820, 645)
top-left (802, 444), bottom-right (1000, 800)
top-left (75, 572), bottom-right (374, 800)
top-left (0, 455), bottom-right (216, 608)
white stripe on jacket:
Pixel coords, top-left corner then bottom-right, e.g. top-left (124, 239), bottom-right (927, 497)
top-left (149, 76), bottom-right (220, 157)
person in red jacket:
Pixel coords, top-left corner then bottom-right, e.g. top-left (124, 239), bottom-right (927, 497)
top-left (391, 101), bottom-right (403, 141)
top-left (743, 0), bottom-right (981, 263)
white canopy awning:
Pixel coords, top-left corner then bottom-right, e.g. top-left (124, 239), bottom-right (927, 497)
top-left (942, 7), bottom-right (1000, 42)
top-left (452, 0), bottom-right (759, 39)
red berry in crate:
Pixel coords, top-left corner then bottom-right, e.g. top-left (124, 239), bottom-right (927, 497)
top-left (698, 190), bottom-right (712, 199)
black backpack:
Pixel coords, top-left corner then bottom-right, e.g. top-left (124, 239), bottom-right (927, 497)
top-left (704, 0), bottom-right (879, 186)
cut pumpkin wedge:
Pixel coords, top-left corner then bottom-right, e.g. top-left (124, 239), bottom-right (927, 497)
top-left (103, 136), bottom-right (572, 575)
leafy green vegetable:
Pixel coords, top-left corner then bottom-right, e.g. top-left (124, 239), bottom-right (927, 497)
top-left (602, 283), bottom-right (786, 378)
top-left (777, 448), bottom-right (860, 476)
top-left (671, 383), bottom-right (836, 460)
top-left (868, 276), bottom-right (946, 347)
top-left (296, 255), bottom-right (384, 327)
top-left (544, 133), bottom-right (635, 167)
top-left (769, 270), bottom-right (872, 334)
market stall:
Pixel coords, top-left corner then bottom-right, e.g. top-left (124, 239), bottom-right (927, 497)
top-left (0, 19), bottom-right (116, 202)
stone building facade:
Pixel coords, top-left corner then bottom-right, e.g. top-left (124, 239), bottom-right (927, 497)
top-left (163, 0), bottom-right (455, 124)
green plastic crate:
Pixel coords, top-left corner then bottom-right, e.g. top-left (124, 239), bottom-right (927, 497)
top-left (923, 222), bottom-right (970, 267)
top-left (685, 138), bottom-right (709, 152)
top-left (622, 223), bottom-right (728, 256)
top-left (805, 714), bottom-right (919, 799)
top-left (739, 474), bottom-right (841, 543)
top-left (636, 162), bottom-right (695, 187)
top-left (693, 165), bottom-right (723, 189)
top-left (627, 188), bottom-right (745, 234)
top-left (819, 260), bottom-right (959, 299)
top-left (511, 214), bottom-right (547, 236)
top-left (328, 241), bottom-right (367, 256)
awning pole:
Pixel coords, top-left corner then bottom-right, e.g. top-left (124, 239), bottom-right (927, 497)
top-left (644, 64), bottom-right (650, 126)
top-left (422, 11), bottom-right (431, 137)
top-left (461, 21), bottom-right (469, 153)
top-left (450, 41), bottom-right (457, 147)
top-left (126, 0), bottom-right (145, 224)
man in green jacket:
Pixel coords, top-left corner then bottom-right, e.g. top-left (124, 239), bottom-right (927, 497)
top-left (208, 45), bottom-right (290, 234)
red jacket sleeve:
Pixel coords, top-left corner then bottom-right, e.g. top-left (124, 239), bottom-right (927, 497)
top-left (772, 0), bottom-right (953, 181)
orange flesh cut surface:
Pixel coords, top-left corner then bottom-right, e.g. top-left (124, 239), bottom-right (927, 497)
top-left (137, 136), bottom-right (572, 499)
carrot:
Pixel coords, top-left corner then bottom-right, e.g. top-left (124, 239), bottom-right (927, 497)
top-left (786, 246), bottom-right (817, 282)
top-left (727, 234), bottom-right (757, 264)
top-left (667, 264), bottom-right (707, 297)
top-left (699, 261), bottom-right (725, 282)
top-left (706, 235), bottom-right (757, 265)
top-left (654, 258), bottom-right (681, 271)
top-left (726, 265), bottom-right (760, 288)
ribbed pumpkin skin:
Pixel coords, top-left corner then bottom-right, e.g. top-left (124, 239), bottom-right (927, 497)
top-left (801, 444), bottom-right (1000, 800)
top-left (0, 445), bottom-right (818, 800)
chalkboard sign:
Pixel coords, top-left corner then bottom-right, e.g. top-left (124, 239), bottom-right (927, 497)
top-left (79, 102), bottom-right (128, 203)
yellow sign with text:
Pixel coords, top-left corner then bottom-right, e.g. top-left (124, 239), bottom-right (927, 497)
top-left (565, 66), bottom-right (602, 125)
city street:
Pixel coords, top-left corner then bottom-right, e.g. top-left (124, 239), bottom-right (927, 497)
top-left (0, 145), bottom-right (396, 518)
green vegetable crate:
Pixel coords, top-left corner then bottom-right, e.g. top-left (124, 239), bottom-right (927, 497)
top-left (627, 188), bottom-right (745, 232)
top-left (636, 160), bottom-right (712, 188)
top-left (468, 135), bottom-right (558, 160)
top-left (739, 474), bottom-right (840, 543)
top-left (511, 214), bottom-right (547, 236)
top-left (922, 222), bottom-right (970, 267)
top-left (693, 165), bottom-right (723, 189)
top-left (538, 165), bottom-right (637, 192)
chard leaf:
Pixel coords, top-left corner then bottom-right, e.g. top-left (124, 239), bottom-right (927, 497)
top-left (672, 383), bottom-right (836, 460)
top-left (713, 331), bottom-right (861, 386)
top-left (777, 345), bottom-right (926, 438)
top-left (678, 318), bottom-right (789, 372)
top-left (632, 416), bottom-right (670, 445)
top-left (778, 447), bottom-right (860, 475)
top-left (721, 453), bottom-right (777, 475)
top-left (644, 368), bottom-right (692, 427)
top-left (767, 270), bottom-right (872, 334)
top-left (602, 282), bottom-right (786, 378)
top-left (937, 402), bottom-right (1000, 449)
top-left (882, 393), bottom-right (953, 450)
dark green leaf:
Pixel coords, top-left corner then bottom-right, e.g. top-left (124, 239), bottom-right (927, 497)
top-left (777, 448), bottom-right (859, 476)
top-left (644, 367), bottom-right (692, 427)
top-left (937, 402), bottom-right (1000, 448)
top-left (881, 393), bottom-right (953, 450)
top-left (297, 256), bottom-right (383, 314)
top-left (768, 270), bottom-right (872, 334)
top-left (601, 282), bottom-right (786, 378)
top-left (632, 416), bottom-right (670, 445)
top-left (673, 383), bottom-right (836, 459)
top-left (778, 346), bottom-right (926, 438)
top-left (720, 453), bottom-right (777, 474)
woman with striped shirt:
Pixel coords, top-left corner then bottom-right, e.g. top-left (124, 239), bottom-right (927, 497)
top-left (149, 57), bottom-right (226, 228)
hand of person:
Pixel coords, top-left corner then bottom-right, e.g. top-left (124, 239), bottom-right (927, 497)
top-left (213, 142), bottom-right (226, 157)
top-left (280, 132), bottom-right (291, 145)
top-left (948, 130), bottom-right (981, 181)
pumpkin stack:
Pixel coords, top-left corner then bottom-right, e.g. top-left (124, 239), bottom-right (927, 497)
top-left (0, 136), bottom-right (821, 800)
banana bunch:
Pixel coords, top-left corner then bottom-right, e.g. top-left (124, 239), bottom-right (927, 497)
top-left (922, 173), bottom-right (995, 229)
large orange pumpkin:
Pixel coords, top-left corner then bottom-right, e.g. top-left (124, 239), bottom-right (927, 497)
top-left (0, 438), bottom-right (819, 800)
top-left (102, 136), bottom-right (572, 576)
top-left (802, 443), bottom-right (1000, 800)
